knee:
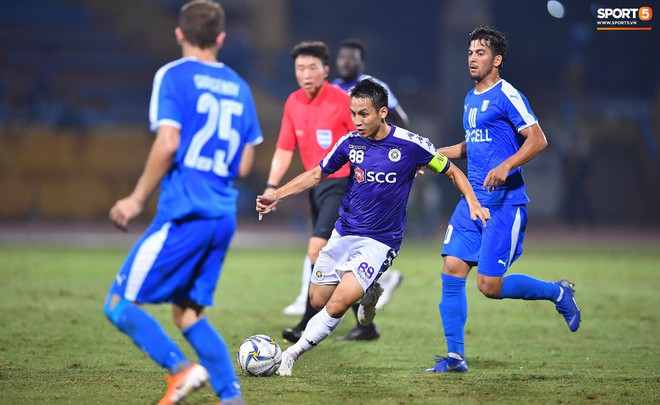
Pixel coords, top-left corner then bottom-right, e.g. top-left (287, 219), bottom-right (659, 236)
top-left (103, 294), bottom-right (131, 327)
top-left (442, 256), bottom-right (470, 278)
top-left (324, 300), bottom-right (348, 318)
top-left (307, 249), bottom-right (320, 264)
top-left (309, 292), bottom-right (325, 310)
top-left (477, 279), bottom-right (502, 299)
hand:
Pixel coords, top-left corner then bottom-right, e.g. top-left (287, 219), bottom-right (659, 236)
top-left (468, 204), bottom-right (490, 227)
top-left (261, 186), bottom-right (278, 213)
top-left (415, 167), bottom-right (425, 177)
top-left (109, 196), bottom-right (144, 231)
top-left (256, 192), bottom-right (279, 221)
top-left (483, 163), bottom-right (511, 192)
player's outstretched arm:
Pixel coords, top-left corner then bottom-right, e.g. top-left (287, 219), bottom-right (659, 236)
top-left (443, 164), bottom-right (490, 227)
top-left (437, 141), bottom-right (467, 160)
top-left (256, 166), bottom-right (325, 220)
top-left (109, 126), bottom-right (179, 231)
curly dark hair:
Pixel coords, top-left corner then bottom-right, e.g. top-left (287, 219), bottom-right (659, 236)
top-left (469, 25), bottom-right (508, 70)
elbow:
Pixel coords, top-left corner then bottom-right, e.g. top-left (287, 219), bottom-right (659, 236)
top-left (311, 167), bottom-right (324, 185)
top-left (159, 140), bottom-right (179, 158)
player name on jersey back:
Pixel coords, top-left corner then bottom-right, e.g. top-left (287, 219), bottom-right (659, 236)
top-left (193, 74), bottom-right (240, 97)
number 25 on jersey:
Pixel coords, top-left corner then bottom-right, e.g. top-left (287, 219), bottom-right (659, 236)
top-left (184, 93), bottom-right (243, 177)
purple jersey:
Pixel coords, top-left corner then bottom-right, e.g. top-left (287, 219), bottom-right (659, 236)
top-left (320, 125), bottom-right (449, 250)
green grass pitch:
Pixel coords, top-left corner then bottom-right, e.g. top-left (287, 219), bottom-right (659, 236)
top-left (1, 241), bottom-right (658, 404)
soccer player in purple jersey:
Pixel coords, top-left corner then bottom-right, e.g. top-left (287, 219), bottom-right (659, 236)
top-left (426, 26), bottom-right (581, 374)
top-left (332, 38), bottom-right (408, 341)
top-left (104, 1), bottom-right (262, 403)
top-left (257, 79), bottom-right (490, 376)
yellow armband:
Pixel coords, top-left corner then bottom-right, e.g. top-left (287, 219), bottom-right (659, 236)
top-left (426, 152), bottom-right (450, 174)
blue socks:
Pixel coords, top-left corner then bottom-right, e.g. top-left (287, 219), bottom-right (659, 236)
top-left (115, 304), bottom-right (189, 373)
top-left (111, 302), bottom-right (241, 401)
top-left (184, 318), bottom-right (241, 401)
top-left (439, 273), bottom-right (468, 356)
top-left (499, 273), bottom-right (560, 301)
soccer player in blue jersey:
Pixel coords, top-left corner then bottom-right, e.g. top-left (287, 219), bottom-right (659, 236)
top-left (104, 1), bottom-right (261, 404)
top-left (256, 79), bottom-right (490, 376)
top-left (426, 26), bottom-right (581, 374)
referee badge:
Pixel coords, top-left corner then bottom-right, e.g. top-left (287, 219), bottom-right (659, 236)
top-left (388, 148), bottom-right (401, 162)
top-left (316, 129), bottom-right (332, 148)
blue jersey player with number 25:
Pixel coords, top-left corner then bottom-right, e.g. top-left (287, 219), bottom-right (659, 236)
top-left (257, 78), bottom-right (490, 377)
top-left (104, 1), bottom-right (261, 404)
top-left (426, 26), bottom-right (581, 374)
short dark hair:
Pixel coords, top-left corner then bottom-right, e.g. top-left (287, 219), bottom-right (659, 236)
top-left (350, 78), bottom-right (388, 111)
top-left (290, 41), bottom-right (330, 64)
top-left (469, 25), bottom-right (507, 70)
top-left (339, 38), bottom-right (367, 61)
top-left (179, 0), bottom-right (225, 49)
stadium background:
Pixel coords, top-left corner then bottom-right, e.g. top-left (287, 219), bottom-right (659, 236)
top-left (0, 0), bottom-right (658, 242)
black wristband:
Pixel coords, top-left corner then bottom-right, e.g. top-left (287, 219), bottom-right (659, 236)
top-left (265, 183), bottom-right (277, 189)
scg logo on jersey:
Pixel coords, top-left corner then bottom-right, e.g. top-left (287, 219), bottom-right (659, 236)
top-left (354, 167), bottom-right (397, 184)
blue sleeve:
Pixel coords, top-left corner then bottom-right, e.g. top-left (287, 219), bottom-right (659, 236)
top-left (501, 86), bottom-right (538, 132)
top-left (149, 67), bottom-right (181, 132)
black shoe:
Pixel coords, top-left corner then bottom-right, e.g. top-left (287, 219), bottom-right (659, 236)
top-left (336, 325), bottom-right (380, 341)
top-left (282, 327), bottom-right (303, 343)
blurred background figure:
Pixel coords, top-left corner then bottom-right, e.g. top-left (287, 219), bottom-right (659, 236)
top-left (332, 38), bottom-right (409, 128)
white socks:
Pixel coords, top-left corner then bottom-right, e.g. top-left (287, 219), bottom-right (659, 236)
top-left (289, 307), bottom-right (344, 357)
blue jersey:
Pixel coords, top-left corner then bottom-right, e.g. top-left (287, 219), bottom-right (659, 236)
top-left (149, 56), bottom-right (263, 220)
top-left (332, 74), bottom-right (400, 110)
top-left (320, 125), bottom-right (449, 250)
top-left (463, 79), bottom-right (537, 205)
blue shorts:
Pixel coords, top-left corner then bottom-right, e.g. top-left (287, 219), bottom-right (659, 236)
top-left (109, 215), bottom-right (236, 306)
top-left (441, 199), bottom-right (527, 277)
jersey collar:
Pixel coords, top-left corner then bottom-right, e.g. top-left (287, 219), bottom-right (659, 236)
top-left (473, 79), bottom-right (502, 95)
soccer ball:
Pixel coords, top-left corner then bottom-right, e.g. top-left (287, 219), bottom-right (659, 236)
top-left (236, 334), bottom-right (282, 376)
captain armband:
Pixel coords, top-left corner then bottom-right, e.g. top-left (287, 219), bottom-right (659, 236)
top-left (426, 152), bottom-right (450, 174)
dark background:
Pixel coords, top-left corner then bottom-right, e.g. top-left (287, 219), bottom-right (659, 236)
top-left (0, 0), bottom-right (657, 237)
